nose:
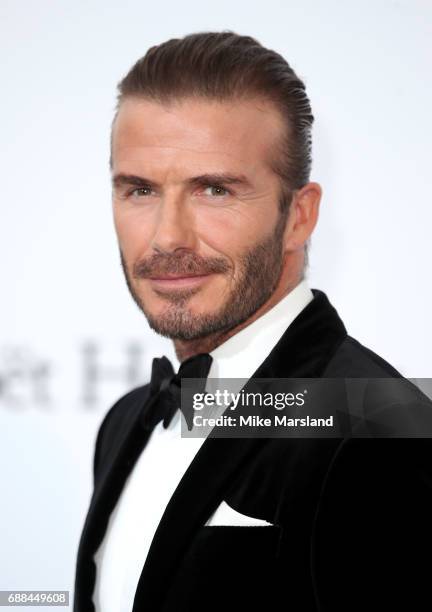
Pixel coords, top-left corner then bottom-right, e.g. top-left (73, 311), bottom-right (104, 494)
top-left (151, 193), bottom-right (198, 254)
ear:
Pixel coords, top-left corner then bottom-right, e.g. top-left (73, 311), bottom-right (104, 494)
top-left (283, 182), bottom-right (321, 252)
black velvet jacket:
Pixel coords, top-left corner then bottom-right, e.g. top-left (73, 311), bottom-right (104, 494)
top-left (73, 290), bottom-right (432, 611)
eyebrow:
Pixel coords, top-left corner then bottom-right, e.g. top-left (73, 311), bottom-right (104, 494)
top-left (112, 172), bottom-right (253, 189)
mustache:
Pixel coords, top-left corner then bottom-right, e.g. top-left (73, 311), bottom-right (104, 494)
top-left (132, 252), bottom-right (231, 278)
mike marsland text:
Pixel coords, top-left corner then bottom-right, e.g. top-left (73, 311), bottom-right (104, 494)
top-left (192, 414), bottom-right (334, 428)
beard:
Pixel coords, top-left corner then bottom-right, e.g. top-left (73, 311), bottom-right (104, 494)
top-left (119, 215), bottom-right (288, 341)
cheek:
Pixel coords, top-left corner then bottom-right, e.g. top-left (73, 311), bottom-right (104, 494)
top-left (113, 207), bottom-right (153, 258)
top-left (196, 207), bottom-right (271, 263)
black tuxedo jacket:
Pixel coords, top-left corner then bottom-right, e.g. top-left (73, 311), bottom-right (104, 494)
top-left (74, 290), bottom-right (432, 611)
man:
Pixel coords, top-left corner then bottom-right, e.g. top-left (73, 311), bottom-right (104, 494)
top-left (74, 32), bottom-right (432, 611)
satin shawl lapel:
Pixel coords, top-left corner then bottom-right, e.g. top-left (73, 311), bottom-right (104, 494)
top-left (132, 289), bottom-right (348, 610)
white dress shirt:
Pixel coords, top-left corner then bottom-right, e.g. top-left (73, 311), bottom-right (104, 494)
top-left (92, 280), bottom-right (313, 612)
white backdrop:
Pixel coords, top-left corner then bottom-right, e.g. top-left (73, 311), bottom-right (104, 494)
top-left (1, 0), bottom-right (431, 604)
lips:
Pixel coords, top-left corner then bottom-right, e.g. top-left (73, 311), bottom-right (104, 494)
top-left (147, 273), bottom-right (212, 290)
top-left (149, 274), bottom-right (208, 281)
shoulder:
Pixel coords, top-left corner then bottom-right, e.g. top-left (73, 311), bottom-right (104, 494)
top-left (93, 383), bottom-right (150, 482)
top-left (325, 334), bottom-right (431, 426)
top-left (324, 334), bottom-right (402, 377)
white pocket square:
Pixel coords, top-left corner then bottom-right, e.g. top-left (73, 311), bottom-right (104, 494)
top-left (205, 501), bottom-right (272, 527)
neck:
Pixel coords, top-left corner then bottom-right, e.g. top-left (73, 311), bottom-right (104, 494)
top-left (173, 270), bottom-right (303, 362)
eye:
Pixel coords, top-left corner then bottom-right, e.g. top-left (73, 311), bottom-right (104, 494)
top-left (129, 186), bottom-right (153, 197)
top-left (203, 184), bottom-right (230, 197)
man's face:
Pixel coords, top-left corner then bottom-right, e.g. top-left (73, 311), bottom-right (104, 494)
top-left (111, 96), bottom-right (289, 340)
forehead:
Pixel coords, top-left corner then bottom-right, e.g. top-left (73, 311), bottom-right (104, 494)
top-left (111, 96), bottom-right (285, 175)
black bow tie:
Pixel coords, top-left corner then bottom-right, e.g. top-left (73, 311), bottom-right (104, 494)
top-left (140, 353), bottom-right (213, 431)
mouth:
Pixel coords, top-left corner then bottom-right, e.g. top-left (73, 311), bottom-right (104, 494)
top-left (147, 274), bottom-right (213, 290)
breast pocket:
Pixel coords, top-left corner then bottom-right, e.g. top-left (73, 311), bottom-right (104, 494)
top-left (197, 524), bottom-right (282, 562)
top-left (162, 525), bottom-right (283, 611)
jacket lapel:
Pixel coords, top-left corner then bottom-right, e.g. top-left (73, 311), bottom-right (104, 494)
top-left (131, 289), bottom-right (348, 610)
